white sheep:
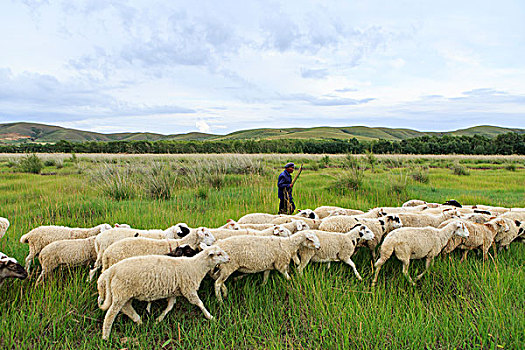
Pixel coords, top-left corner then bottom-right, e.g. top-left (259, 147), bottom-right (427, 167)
top-left (396, 208), bottom-right (460, 228)
top-left (440, 219), bottom-right (498, 261)
top-left (97, 245), bottom-right (229, 340)
top-left (296, 224), bottom-right (374, 279)
top-left (500, 211), bottom-right (525, 221)
top-left (314, 206), bottom-right (364, 219)
top-left (270, 216), bottom-right (322, 229)
top-left (1, 252), bottom-right (28, 288)
top-left (489, 217), bottom-right (522, 250)
top-left (36, 236), bottom-right (97, 284)
top-left (237, 213), bottom-right (279, 224)
top-left (471, 205), bottom-right (509, 215)
top-left (402, 199), bottom-right (427, 207)
top-left (372, 221), bottom-right (470, 286)
top-left (212, 231), bottom-right (320, 302)
top-left (350, 215), bottom-right (403, 260)
top-left (19, 223), bottom-right (112, 272)
top-left (295, 209), bottom-right (319, 220)
top-left (101, 228), bottom-right (216, 272)
top-left (461, 213), bottom-right (493, 224)
top-left (0, 217), bottom-right (10, 239)
top-left (89, 224), bottom-right (185, 281)
top-left (209, 225), bottom-right (292, 241)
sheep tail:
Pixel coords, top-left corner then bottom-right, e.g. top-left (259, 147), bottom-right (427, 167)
top-left (20, 232), bottom-right (31, 244)
top-left (375, 242), bottom-right (395, 267)
top-left (97, 269), bottom-right (113, 311)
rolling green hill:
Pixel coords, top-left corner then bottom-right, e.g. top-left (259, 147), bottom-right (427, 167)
top-left (0, 122), bottom-right (523, 144)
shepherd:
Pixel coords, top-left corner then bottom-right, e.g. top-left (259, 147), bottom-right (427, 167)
top-left (277, 162), bottom-right (302, 215)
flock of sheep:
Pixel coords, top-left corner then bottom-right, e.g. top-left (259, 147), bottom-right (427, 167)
top-left (1, 199), bottom-right (524, 340)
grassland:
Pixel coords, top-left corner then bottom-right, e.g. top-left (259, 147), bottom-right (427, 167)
top-left (0, 153), bottom-right (524, 349)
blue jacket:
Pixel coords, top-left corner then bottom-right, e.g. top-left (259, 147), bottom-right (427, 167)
top-left (277, 170), bottom-right (292, 199)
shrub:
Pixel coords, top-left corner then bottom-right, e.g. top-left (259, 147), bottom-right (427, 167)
top-left (144, 163), bottom-right (175, 200)
top-left (505, 163), bottom-right (516, 171)
top-left (18, 154), bottom-right (43, 174)
top-left (44, 159), bottom-right (56, 167)
top-left (55, 160), bottom-right (64, 169)
top-left (389, 173), bottom-right (408, 195)
top-left (196, 187), bottom-right (208, 200)
top-left (365, 150), bottom-right (377, 170)
top-left (410, 167), bottom-right (430, 183)
top-left (451, 163), bottom-right (470, 176)
top-left (333, 160), bottom-right (364, 192)
top-left (319, 155), bottom-right (331, 168)
top-left (93, 164), bottom-right (138, 200)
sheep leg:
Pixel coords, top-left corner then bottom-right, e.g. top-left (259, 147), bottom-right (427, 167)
top-left (344, 258), bottom-right (362, 281)
top-left (415, 257), bottom-right (432, 281)
top-left (88, 266), bottom-right (99, 282)
top-left (35, 269), bottom-right (47, 285)
top-left (214, 270), bottom-right (231, 303)
top-left (401, 259), bottom-right (415, 286)
top-left (297, 251), bottom-right (314, 274)
top-left (292, 253), bottom-right (300, 266)
top-left (262, 270), bottom-right (271, 285)
top-left (121, 300), bottom-right (142, 324)
top-left (371, 257), bottom-right (388, 287)
top-left (25, 251), bottom-right (35, 273)
top-left (102, 300), bottom-right (126, 340)
top-left (156, 297), bottom-right (176, 323)
top-left (185, 292), bottom-right (213, 320)
top-left (460, 250), bottom-right (468, 262)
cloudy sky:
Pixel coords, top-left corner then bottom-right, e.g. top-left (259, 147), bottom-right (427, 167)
top-left (1, 0), bottom-right (524, 135)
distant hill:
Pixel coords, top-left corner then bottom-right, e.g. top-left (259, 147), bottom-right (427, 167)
top-left (0, 122), bottom-right (523, 144)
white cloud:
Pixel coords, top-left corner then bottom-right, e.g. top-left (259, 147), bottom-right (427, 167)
top-left (196, 120), bottom-right (211, 133)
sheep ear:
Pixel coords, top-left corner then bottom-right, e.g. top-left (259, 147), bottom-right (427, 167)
top-left (515, 220), bottom-right (521, 227)
top-left (359, 231), bottom-right (364, 237)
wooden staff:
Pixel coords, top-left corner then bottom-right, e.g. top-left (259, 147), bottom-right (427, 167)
top-left (285, 165), bottom-right (303, 214)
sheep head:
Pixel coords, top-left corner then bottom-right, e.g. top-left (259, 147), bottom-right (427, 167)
top-left (196, 227), bottom-right (216, 246)
top-left (298, 209), bottom-right (318, 220)
top-left (452, 221), bottom-right (470, 238)
top-left (99, 224), bottom-right (112, 232)
top-left (357, 225), bottom-right (374, 241)
top-left (205, 246), bottom-right (229, 265)
top-left (273, 225), bottom-right (292, 237)
top-left (489, 218), bottom-right (510, 233)
top-left (173, 223), bottom-right (191, 238)
top-left (302, 232), bottom-right (320, 250)
top-left (224, 219), bottom-right (241, 230)
top-left (385, 215), bottom-right (402, 230)
top-left (292, 219), bottom-right (309, 232)
top-left (0, 254), bottom-right (28, 281)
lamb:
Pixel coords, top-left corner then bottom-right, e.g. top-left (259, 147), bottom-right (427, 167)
top-left (371, 221), bottom-right (469, 287)
top-left (19, 223), bottom-right (112, 272)
top-left (101, 228), bottom-right (216, 272)
top-left (97, 245), bottom-right (229, 340)
top-left (212, 231), bottom-right (321, 302)
top-left (1, 252), bottom-right (28, 288)
top-left (402, 199), bottom-right (427, 207)
top-left (89, 223), bottom-right (185, 281)
top-left (440, 220), bottom-right (498, 261)
top-left (0, 217), bottom-right (9, 239)
top-left (396, 208), bottom-right (460, 228)
top-left (36, 236), bottom-right (98, 284)
top-left (209, 225), bottom-right (292, 241)
top-left (488, 217), bottom-right (522, 249)
top-left (296, 224), bottom-right (374, 279)
top-left (314, 206), bottom-right (364, 219)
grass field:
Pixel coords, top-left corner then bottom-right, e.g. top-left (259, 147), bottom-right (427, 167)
top-left (0, 153), bottom-right (524, 349)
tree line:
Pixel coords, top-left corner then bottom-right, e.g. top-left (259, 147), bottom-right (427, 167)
top-left (0, 133), bottom-right (523, 155)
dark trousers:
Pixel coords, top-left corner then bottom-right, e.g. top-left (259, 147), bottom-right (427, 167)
top-left (279, 197), bottom-right (296, 215)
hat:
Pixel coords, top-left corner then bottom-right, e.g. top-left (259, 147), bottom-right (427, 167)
top-left (284, 162), bottom-right (295, 168)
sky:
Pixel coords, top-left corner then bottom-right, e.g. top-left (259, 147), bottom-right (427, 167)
top-left (1, 0), bottom-right (524, 135)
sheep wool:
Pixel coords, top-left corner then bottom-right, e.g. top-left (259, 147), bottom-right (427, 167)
top-left (372, 221), bottom-right (469, 287)
top-left (0, 217), bottom-right (9, 239)
top-left (212, 231), bottom-right (320, 302)
top-left (97, 246), bottom-right (229, 340)
top-left (440, 219), bottom-right (498, 261)
top-left (36, 236), bottom-right (97, 284)
top-left (296, 225), bottom-right (374, 280)
top-left (19, 223), bottom-right (112, 272)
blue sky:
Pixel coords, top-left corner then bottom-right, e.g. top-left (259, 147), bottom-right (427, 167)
top-left (1, 0), bottom-right (524, 134)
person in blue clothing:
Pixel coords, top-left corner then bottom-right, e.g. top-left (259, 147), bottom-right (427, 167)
top-left (278, 162), bottom-right (296, 214)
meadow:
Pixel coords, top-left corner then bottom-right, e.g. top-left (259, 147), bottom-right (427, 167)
top-left (0, 153), bottom-right (524, 349)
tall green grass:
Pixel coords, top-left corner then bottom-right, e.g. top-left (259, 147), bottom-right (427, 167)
top-left (0, 154), bottom-right (524, 349)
